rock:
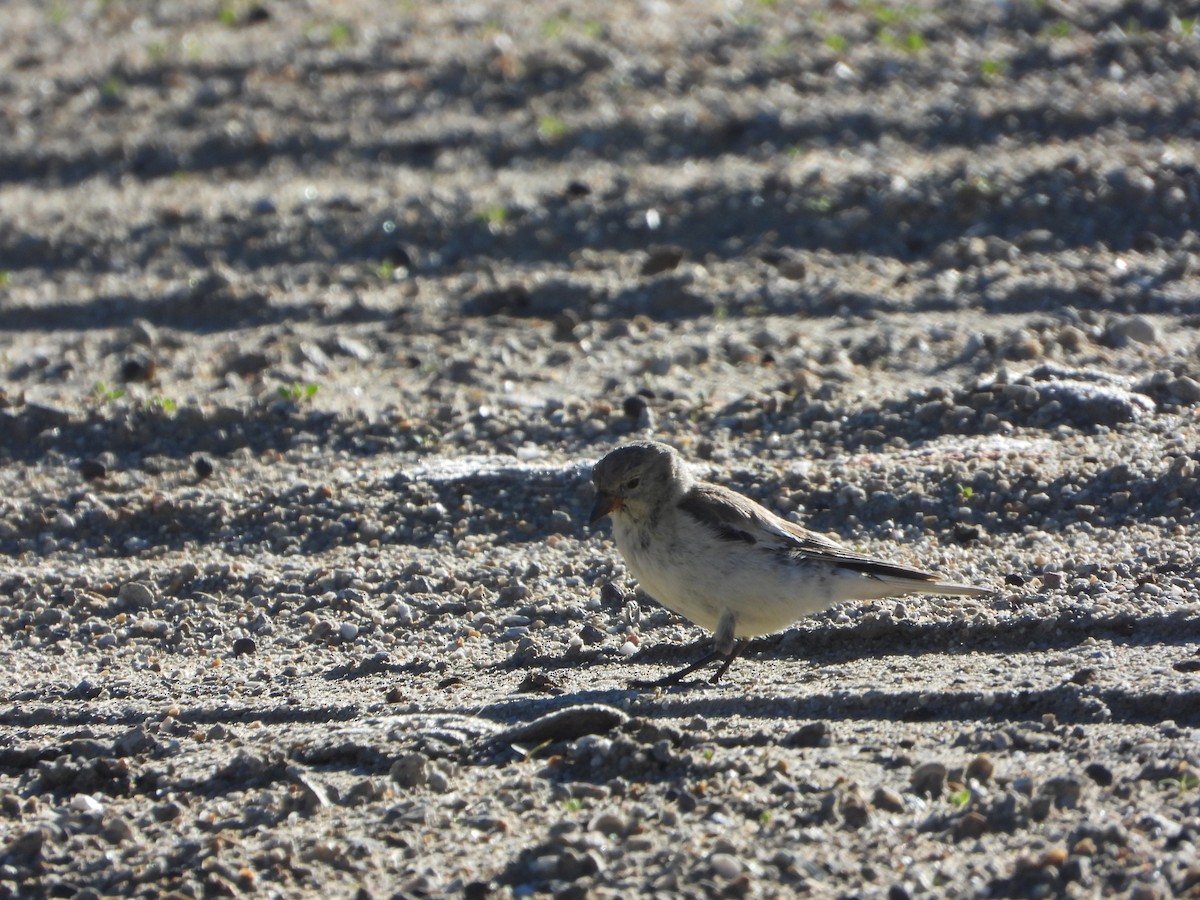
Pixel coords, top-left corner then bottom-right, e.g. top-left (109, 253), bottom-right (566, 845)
top-left (4, 826), bottom-right (48, 861)
top-left (872, 787), bottom-right (905, 813)
top-left (710, 853), bottom-right (742, 879)
top-left (953, 810), bottom-right (988, 840)
top-left (232, 637), bottom-right (257, 656)
top-left (120, 354), bottom-right (157, 382)
top-left (838, 784), bottom-right (870, 829)
top-left (786, 721), bottom-right (829, 748)
top-left (79, 458), bottom-right (108, 481)
top-left (118, 581), bottom-right (156, 607)
top-left (966, 754), bottom-right (994, 783)
top-left (1039, 777), bottom-right (1083, 809)
top-left (640, 244), bottom-right (686, 276)
top-left (911, 762), bottom-right (948, 798)
top-left (1106, 315), bottom-right (1158, 346)
top-left (1168, 375), bottom-right (1200, 404)
top-left (390, 752), bottom-right (429, 788)
top-left (112, 727), bottom-right (154, 758)
top-left (493, 704), bottom-right (629, 747)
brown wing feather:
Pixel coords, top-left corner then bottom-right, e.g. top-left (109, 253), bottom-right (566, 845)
top-left (681, 483), bottom-right (942, 584)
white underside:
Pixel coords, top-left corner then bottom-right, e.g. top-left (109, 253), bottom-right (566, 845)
top-left (612, 508), bottom-right (979, 638)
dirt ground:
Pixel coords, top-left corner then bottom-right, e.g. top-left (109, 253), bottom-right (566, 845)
top-left (2, 1), bottom-right (1200, 897)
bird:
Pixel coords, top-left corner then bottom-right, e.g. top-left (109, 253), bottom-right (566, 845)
top-left (588, 441), bottom-right (990, 687)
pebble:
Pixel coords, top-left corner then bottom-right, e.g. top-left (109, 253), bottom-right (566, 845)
top-left (910, 762), bottom-right (948, 798)
top-left (79, 459), bottom-right (108, 481)
top-left (710, 853), bottom-right (742, 879)
top-left (1169, 375), bottom-right (1200, 403)
top-left (118, 582), bottom-right (156, 607)
top-left (390, 753), bottom-right (429, 788)
top-left (1106, 315), bottom-right (1159, 345)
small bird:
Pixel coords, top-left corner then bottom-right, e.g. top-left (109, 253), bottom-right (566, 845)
top-left (589, 441), bottom-right (989, 687)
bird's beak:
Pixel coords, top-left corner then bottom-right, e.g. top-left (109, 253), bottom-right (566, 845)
top-left (589, 492), bottom-right (622, 524)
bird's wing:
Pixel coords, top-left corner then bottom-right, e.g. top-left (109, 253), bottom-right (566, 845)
top-left (678, 483), bottom-right (946, 583)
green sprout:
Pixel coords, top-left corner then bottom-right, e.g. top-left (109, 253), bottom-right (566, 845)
top-left (542, 15), bottom-right (569, 38)
top-left (327, 21), bottom-right (353, 46)
top-left (278, 382), bottom-right (319, 403)
top-left (980, 58), bottom-right (1008, 78)
top-left (824, 33), bottom-right (848, 52)
top-left (93, 382), bottom-right (126, 404)
top-left (477, 205), bottom-right (509, 229)
top-left (538, 114), bottom-right (570, 143)
top-left (100, 77), bottom-right (126, 101)
top-left (950, 787), bottom-right (972, 808)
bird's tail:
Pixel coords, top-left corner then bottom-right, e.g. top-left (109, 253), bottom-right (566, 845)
top-left (878, 576), bottom-right (992, 598)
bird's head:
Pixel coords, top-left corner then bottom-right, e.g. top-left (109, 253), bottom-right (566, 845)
top-left (589, 441), bottom-right (690, 525)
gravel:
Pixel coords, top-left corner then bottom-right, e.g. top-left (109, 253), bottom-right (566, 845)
top-left (3, 0), bottom-right (1200, 897)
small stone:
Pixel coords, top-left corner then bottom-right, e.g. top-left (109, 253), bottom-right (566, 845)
top-left (966, 754), bottom-right (994, 783)
top-left (390, 752), bottom-right (429, 788)
top-left (194, 456), bottom-right (215, 479)
top-left (953, 810), bottom-right (988, 840)
top-left (786, 721), bottom-right (829, 748)
top-left (80, 458), bottom-right (108, 481)
top-left (151, 801), bottom-right (182, 822)
top-left (1070, 667), bottom-right (1097, 685)
top-left (872, 787), bottom-right (905, 813)
top-left (5, 827), bottom-right (47, 861)
top-left (1107, 315), bottom-right (1158, 345)
top-left (599, 582), bottom-right (626, 605)
top-left (1168, 375), bottom-right (1200, 404)
top-left (232, 637), bottom-right (257, 656)
top-left (622, 395), bottom-right (649, 421)
top-left (838, 785), bottom-right (870, 829)
top-left (556, 848), bottom-right (601, 881)
top-left (339, 622), bottom-right (359, 642)
top-left (710, 853), bottom-right (742, 879)
top-left (588, 811), bottom-right (628, 836)
top-left (1061, 856), bottom-right (1090, 884)
top-left (1084, 762), bottom-right (1113, 787)
top-left (101, 815), bottom-right (135, 844)
top-left (129, 318), bottom-right (158, 347)
top-left (640, 244), bottom-right (686, 276)
top-left (910, 761), bottom-right (948, 798)
top-left (112, 727), bottom-right (154, 758)
top-left (120, 355), bottom-right (156, 382)
top-left (426, 767), bottom-right (450, 793)
top-left (119, 581), bottom-right (156, 607)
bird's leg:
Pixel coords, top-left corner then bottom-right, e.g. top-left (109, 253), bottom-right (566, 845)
top-left (630, 611), bottom-right (743, 688)
top-left (628, 636), bottom-right (717, 688)
top-left (707, 611), bottom-right (745, 685)
top-left (708, 639), bottom-right (748, 684)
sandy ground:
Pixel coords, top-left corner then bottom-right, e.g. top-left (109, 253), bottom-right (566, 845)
top-left (2, 0), bottom-right (1200, 897)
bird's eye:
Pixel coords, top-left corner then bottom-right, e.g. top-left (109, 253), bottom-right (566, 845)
top-left (625, 477), bottom-right (640, 490)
